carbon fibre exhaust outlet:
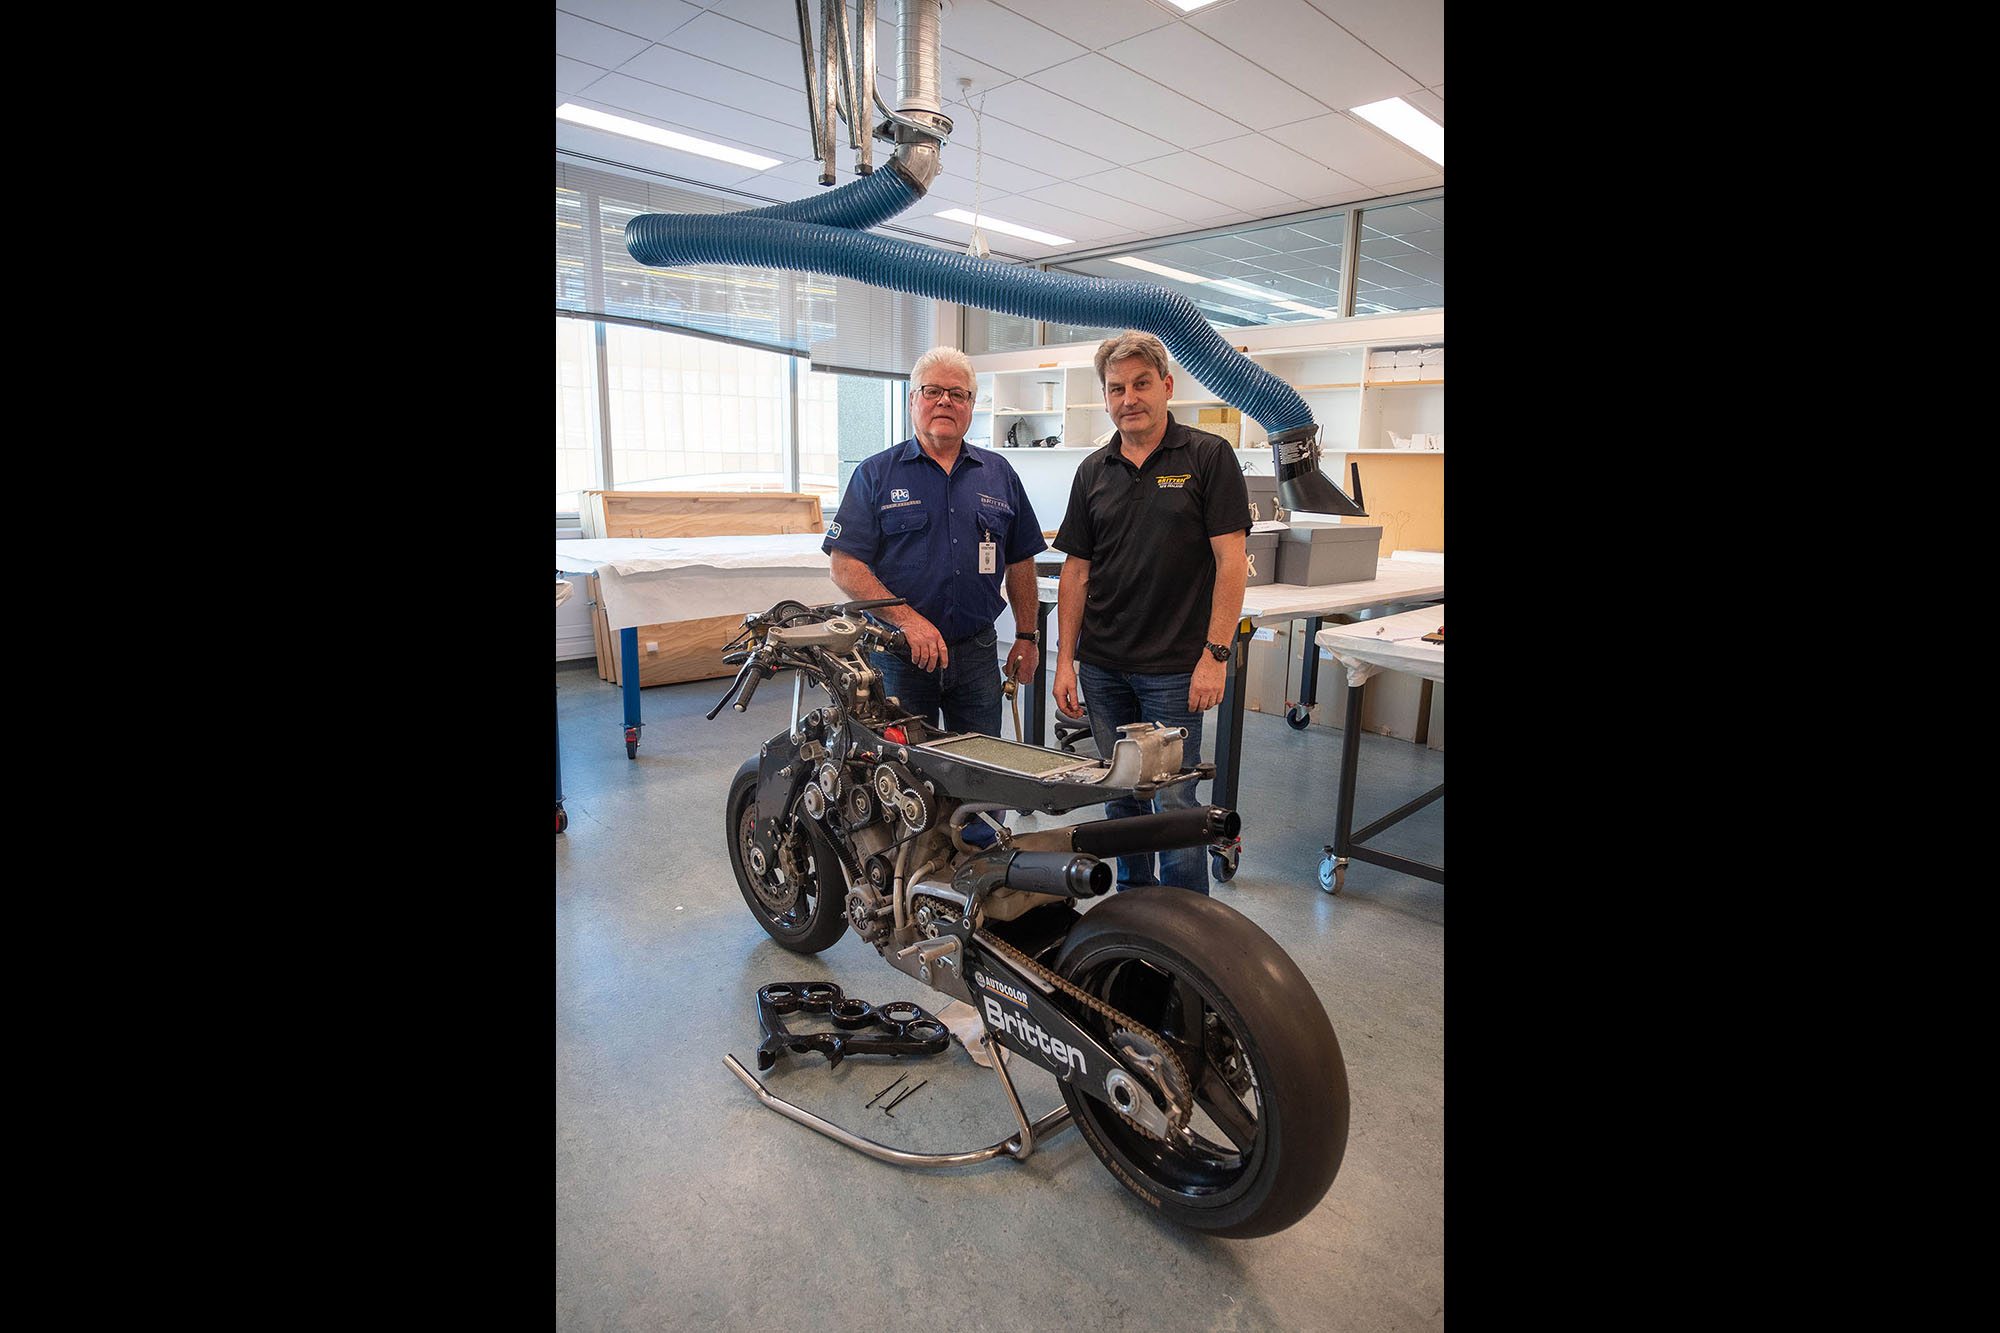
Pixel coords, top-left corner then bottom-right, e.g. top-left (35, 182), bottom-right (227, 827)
top-left (1069, 806), bottom-right (1241, 859)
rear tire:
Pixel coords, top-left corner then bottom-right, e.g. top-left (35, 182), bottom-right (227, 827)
top-left (726, 763), bottom-right (849, 954)
top-left (1053, 888), bottom-right (1348, 1237)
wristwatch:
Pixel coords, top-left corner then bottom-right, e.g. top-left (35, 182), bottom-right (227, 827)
top-left (1016, 631), bottom-right (1039, 643)
top-left (1204, 641), bottom-right (1232, 662)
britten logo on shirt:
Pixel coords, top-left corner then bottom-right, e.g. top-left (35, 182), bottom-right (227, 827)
top-left (1155, 474), bottom-right (1191, 488)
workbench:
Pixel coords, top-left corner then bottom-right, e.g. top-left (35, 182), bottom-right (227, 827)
top-left (555, 535), bottom-right (840, 757)
top-left (1024, 557), bottom-right (1446, 866)
top-left (1313, 605), bottom-right (1446, 893)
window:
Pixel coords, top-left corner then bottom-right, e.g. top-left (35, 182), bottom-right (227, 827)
top-left (556, 316), bottom-right (599, 512)
top-left (603, 324), bottom-right (788, 492)
top-left (1353, 197), bottom-right (1443, 315)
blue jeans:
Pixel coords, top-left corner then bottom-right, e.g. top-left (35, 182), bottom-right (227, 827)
top-left (1076, 661), bottom-right (1209, 894)
top-left (872, 626), bottom-right (1002, 736)
top-left (874, 627), bottom-right (1004, 847)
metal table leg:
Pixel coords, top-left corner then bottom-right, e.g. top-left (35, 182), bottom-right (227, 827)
top-left (1321, 676), bottom-right (1444, 893)
top-left (1025, 600), bottom-right (1052, 748)
top-left (621, 625), bottom-right (642, 759)
top-left (556, 681), bottom-right (569, 834)
top-left (1211, 618), bottom-right (1254, 811)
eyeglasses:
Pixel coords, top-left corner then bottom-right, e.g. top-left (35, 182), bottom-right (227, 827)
top-left (914, 384), bottom-right (975, 404)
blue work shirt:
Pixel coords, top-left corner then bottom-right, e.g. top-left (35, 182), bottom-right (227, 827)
top-left (822, 438), bottom-right (1045, 642)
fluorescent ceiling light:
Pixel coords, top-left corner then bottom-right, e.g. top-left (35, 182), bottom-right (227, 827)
top-left (1160, 1), bottom-right (1225, 10)
top-left (1276, 300), bottom-right (1338, 319)
top-left (1349, 98), bottom-right (1443, 166)
top-left (932, 208), bottom-right (1073, 247)
top-left (1108, 255), bottom-right (1207, 284)
top-left (556, 103), bottom-right (782, 171)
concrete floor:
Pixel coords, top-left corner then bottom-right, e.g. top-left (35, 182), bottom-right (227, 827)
top-left (555, 657), bottom-right (1443, 1331)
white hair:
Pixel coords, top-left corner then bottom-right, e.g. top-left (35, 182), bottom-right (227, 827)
top-left (909, 346), bottom-right (976, 388)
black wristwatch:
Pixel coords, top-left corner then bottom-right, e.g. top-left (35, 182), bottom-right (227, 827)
top-left (1016, 631), bottom-right (1039, 643)
top-left (1204, 641), bottom-right (1232, 662)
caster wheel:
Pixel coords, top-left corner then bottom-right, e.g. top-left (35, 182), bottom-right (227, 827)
top-left (1285, 705), bottom-right (1313, 731)
top-left (557, 805), bottom-right (569, 834)
top-left (1318, 853), bottom-right (1346, 894)
top-left (1211, 841), bottom-right (1240, 884)
top-left (625, 741), bottom-right (638, 760)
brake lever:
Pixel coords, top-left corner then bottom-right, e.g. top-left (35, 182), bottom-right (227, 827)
top-left (706, 652), bottom-right (761, 721)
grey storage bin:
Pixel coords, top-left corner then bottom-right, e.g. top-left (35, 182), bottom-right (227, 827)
top-left (1276, 522), bottom-right (1383, 585)
top-left (1243, 474), bottom-right (1283, 525)
top-left (1244, 530), bottom-right (1279, 585)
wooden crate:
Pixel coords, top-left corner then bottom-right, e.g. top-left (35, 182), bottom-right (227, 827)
top-left (579, 489), bottom-right (823, 539)
top-left (584, 491), bottom-right (825, 688)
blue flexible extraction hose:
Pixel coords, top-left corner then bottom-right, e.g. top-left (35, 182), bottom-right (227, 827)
top-left (623, 162), bottom-right (1365, 514)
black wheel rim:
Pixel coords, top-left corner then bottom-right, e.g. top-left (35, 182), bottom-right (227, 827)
top-left (1066, 949), bottom-right (1265, 1199)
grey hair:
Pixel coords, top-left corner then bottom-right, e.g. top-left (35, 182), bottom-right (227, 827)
top-left (909, 346), bottom-right (976, 388)
top-left (1094, 331), bottom-right (1171, 386)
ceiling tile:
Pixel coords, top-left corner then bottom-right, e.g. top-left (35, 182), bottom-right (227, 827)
top-left (619, 45), bottom-right (810, 132)
top-left (573, 78), bottom-right (805, 158)
top-left (1189, 0), bottom-right (1418, 110)
top-left (980, 0), bottom-right (1174, 51)
top-left (1192, 133), bottom-right (1364, 202)
top-left (1021, 181), bottom-right (1191, 237)
top-left (1025, 53), bottom-right (1249, 148)
top-left (936, 0), bottom-right (1088, 77)
top-left (929, 146), bottom-right (1060, 197)
top-left (660, 10), bottom-right (812, 88)
top-left (1101, 23), bottom-right (1332, 131)
top-left (1125, 150), bottom-right (1303, 215)
top-left (557, 55), bottom-right (609, 95)
top-left (558, 0), bottom-right (704, 43)
top-left (1262, 112), bottom-right (1435, 186)
top-left (556, 11), bottom-right (655, 69)
top-left (1069, 167), bottom-right (1216, 224)
top-left (976, 81), bottom-right (1177, 163)
top-left (1300, 0), bottom-right (1444, 87)
top-left (704, 0), bottom-right (804, 41)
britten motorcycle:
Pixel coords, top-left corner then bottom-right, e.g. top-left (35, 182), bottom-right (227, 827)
top-left (712, 596), bottom-right (1349, 1238)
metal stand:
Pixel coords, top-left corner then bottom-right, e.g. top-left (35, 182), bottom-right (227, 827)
top-left (722, 1045), bottom-right (1075, 1168)
top-left (1322, 676), bottom-right (1445, 893)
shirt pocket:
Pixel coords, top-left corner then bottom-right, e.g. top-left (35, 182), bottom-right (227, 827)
top-left (876, 508), bottom-right (931, 578)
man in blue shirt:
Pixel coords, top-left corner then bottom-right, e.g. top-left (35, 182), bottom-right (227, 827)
top-left (823, 346), bottom-right (1046, 737)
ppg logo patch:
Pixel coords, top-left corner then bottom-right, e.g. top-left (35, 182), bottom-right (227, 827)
top-left (827, 521), bottom-right (842, 538)
top-left (890, 488), bottom-right (910, 503)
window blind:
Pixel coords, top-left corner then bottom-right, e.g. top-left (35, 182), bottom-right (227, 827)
top-left (556, 156), bottom-right (934, 379)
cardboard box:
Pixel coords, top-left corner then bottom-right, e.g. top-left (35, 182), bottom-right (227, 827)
top-left (1276, 521), bottom-right (1383, 585)
top-left (1245, 531), bottom-right (1279, 586)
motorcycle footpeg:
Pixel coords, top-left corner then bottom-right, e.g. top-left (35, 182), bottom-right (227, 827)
top-left (753, 981), bottom-right (952, 1071)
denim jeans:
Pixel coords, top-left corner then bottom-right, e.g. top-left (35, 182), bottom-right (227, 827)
top-left (872, 626), bottom-right (1003, 738)
top-left (1075, 660), bottom-right (1209, 894)
top-left (875, 626), bottom-right (1004, 846)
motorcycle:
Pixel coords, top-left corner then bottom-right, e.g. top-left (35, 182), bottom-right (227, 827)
top-left (711, 596), bottom-right (1349, 1238)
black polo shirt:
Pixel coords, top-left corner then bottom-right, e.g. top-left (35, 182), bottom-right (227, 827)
top-left (1052, 414), bottom-right (1250, 674)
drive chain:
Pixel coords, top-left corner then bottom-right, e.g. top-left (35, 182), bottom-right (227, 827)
top-left (975, 929), bottom-right (1192, 1139)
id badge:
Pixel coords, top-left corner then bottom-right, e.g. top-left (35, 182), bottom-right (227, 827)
top-left (978, 539), bottom-right (997, 574)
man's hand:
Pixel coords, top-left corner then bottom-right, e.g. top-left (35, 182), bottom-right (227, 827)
top-left (900, 614), bottom-right (949, 671)
top-left (1189, 654), bottom-right (1227, 712)
top-left (1003, 638), bottom-right (1039, 686)
top-left (1054, 661), bottom-right (1080, 716)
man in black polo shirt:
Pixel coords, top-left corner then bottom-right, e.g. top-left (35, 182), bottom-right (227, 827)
top-left (1052, 331), bottom-right (1249, 895)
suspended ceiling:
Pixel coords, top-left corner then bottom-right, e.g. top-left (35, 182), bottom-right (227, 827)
top-left (556, 0), bottom-right (1442, 319)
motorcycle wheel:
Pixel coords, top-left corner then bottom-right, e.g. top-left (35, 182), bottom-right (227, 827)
top-left (1052, 888), bottom-right (1348, 1238)
top-left (725, 763), bottom-right (849, 953)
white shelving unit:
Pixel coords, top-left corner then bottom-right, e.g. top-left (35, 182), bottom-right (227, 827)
top-left (965, 311), bottom-right (1444, 522)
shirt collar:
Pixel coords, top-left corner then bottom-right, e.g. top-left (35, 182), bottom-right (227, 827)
top-left (896, 437), bottom-right (983, 469)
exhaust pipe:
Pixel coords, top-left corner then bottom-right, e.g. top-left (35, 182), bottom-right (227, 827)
top-left (1069, 806), bottom-right (1241, 859)
top-left (954, 848), bottom-right (1113, 900)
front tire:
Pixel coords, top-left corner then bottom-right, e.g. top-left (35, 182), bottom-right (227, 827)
top-left (726, 763), bottom-right (848, 953)
top-left (1052, 889), bottom-right (1348, 1238)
